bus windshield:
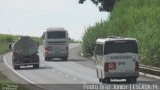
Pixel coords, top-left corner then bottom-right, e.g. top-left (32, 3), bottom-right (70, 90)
top-left (104, 40), bottom-right (138, 55)
top-left (47, 31), bottom-right (66, 39)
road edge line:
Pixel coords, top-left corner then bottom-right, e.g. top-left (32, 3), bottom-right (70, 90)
top-left (3, 55), bottom-right (49, 90)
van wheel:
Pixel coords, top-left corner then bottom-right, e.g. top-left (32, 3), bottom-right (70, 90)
top-left (99, 78), bottom-right (102, 82)
top-left (132, 78), bottom-right (137, 83)
top-left (126, 78), bottom-right (137, 83)
top-left (62, 57), bottom-right (68, 61)
top-left (101, 78), bottom-right (106, 83)
top-left (126, 78), bottom-right (132, 83)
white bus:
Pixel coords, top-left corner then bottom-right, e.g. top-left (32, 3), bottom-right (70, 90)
top-left (94, 37), bottom-right (139, 83)
top-left (42, 28), bottom-right (69, 61)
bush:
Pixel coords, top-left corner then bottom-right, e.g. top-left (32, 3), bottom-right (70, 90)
top-left (82, 0), bottom-right (160, 67)
top-left (0, 34), bottom-right (18, 43)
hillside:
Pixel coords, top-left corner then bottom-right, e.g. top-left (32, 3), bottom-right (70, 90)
top-left (82, 0), bottom-right (160, 67)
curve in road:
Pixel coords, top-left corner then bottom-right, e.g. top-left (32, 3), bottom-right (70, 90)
top-left (3, 43), bottom-right (159, 90)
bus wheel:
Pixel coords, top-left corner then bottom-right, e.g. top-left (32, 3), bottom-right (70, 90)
top-left (101, 78), bottom-right (106, 83)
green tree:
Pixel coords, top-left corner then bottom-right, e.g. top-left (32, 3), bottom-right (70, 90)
top-left (79, 0), bottom-right (118, 12)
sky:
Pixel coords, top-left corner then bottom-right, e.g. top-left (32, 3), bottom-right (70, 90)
top-left (0, 0), bottom-right (109, 40)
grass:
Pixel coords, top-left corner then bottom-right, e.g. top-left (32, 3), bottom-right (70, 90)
top-left (0, 34), bottom-right (43, 44)
top-left (0, 34), bottom-right (42, 90)
top-left (0, 71), bottom-right (29, 90)
top-left (0, 34), bottom-right (18, 43)
top-left (0, 71), bottom-right (9, 84)
top-left (0, 44), bottom-right (10, 55)
top-left (82, 0), bottom-right (160, 67)
top-left (0, 34), bottom-right (42, 54)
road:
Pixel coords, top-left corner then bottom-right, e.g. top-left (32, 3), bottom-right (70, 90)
top-left (3, 43), bottom-right (160, 90)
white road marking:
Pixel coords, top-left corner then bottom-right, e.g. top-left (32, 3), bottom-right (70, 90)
top-left (65, 74), bottom-right (69, 77)
top-left (70, 61), bottom-right (95, 71)
top-left (3, 55), bottom-right (49, 90)
top-left (51, 69), bottom-right (55, 72)
top-left (58, 72), bottom-right (62, 74)
top-left (73, 78), bottom-right (77, 80)
top-left (41, 64), bottom-right (45, 66)
top-left (49, 61), bottom-right (98, 83)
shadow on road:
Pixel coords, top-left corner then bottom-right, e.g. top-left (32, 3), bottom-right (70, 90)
top-left (107, 81), bottom-right (132, 84)
top-left (45, 58), bottom-right (87, 62)
top-left (69, 59), bottom-right (87, 62)
top-left (16, 66), bottom-right (53, 70)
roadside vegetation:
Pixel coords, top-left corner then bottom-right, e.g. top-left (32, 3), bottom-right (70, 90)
top-left (0, 34), bottom-right (18, 44)
top-left (0, 71), bottom-right (10, 84)
top-left (0, 34), bottom-right (18, 54)
top-left (0, 71), bottom-right (28, 90)
top-left (82, 0), bottom-right (160, 67)
top-left (68, 38), bottom-right (80, 43)
top-left (0, 34), bottom-right (42, 90)
top-left (0, 34), bottom-right (42, 54)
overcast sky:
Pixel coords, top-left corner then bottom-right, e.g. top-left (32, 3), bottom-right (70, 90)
top-left (0, 0), bottom-right (108, 40)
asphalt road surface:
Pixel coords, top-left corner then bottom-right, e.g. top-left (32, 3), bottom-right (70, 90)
top-left (3, 43), bottom-right (160, 90)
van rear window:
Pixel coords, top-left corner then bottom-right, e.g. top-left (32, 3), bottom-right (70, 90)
top-left (47, 31), bottom-right (66, 39)
top-left (104, 40), bottom-right (138, 54)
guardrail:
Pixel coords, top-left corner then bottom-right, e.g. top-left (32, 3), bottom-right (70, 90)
top-left (139, 64), bottom-right (160, 76)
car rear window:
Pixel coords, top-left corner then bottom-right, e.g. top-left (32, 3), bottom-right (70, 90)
top-left (47, 31), bottom-right (66, 39)
top-left (104, 40), bottom-right (138, 55)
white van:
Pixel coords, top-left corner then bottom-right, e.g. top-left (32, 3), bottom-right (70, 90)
top-left (94, 37), bottom-right (139, 83)
top-left (42, 28), bottom-right (69, 61)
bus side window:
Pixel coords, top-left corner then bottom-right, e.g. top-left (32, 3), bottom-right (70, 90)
top-left (96, 44), bottom-right (103, 56)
